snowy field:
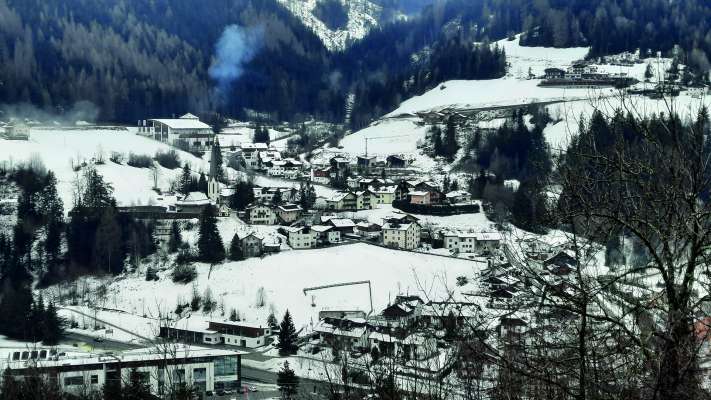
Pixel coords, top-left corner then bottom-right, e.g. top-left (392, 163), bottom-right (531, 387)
top-left (0, 127), bottom-right (218, 210)
top-left (44, 243), bottom-right (483, 342)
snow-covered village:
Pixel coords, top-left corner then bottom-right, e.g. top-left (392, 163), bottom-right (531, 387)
top-left (1, 1), bottom-right (711, 400)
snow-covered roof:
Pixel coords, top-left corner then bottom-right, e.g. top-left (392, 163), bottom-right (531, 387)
top-left (311, 225), bottom-right (334, 233)
top-left (373, 186), bottom-right (396, 194)
top-left (408, 191), bottom-right (430, 196)
top-left (180, 113), bottom-right (199, 120)
top-left (328, 218), bottom-right (355, 228)
top-left (446, 190), bottom-right (471, 198)
top-left (149, 118), bottom-right (211, 130)
top-left (177, 192), bottom-right (210, 205)
top-left (383, 222), bottom-right (416, 231)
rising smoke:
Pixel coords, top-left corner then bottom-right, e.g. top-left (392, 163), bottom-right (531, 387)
top-left (209, 24), bottom-right (264, 103)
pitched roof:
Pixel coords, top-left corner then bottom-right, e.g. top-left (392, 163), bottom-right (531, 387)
top-left (328, 218), bottom-right (355, 228)
top-left (177, 192), bottom-right (210, 205)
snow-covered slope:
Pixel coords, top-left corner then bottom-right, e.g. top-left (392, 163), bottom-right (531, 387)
top-left (0, 127), bottom-right (214, 211)
top-left (277, 0), bottom-right (381, 51)
top-left (45, 242), bottom-right (482, 337)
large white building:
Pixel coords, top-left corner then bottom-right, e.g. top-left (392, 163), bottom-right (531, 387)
top-left (139, 113), bottom-right (214, 152)
top-left (0, 345), bottom-right (243, 397)
top-left (285, 226), bottom-right (318, 249)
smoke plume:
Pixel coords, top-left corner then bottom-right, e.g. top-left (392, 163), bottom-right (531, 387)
top-left (209, 24), bottom-right (264, 102)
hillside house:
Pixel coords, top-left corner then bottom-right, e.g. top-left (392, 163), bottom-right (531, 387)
top-left (372, 186), bottom-right (396, 205)
top-left (443, 231), bottom-right (503, 253)
top-left (142, 113), bottom-right (213, 152)
top-left (356, 189), bottom-right (376, 210)
top-left (285, 226), bottom-right (318, 249)
top-left (311, 225), bottom-right (341, 245)
top-left (246, 203), bottom-right (278, 225)
top-left (326, 191), bottom-right (358, 211)
top-left (386, 155), bottom-right (407, 168)
top-left (446, 190), bottom-right (472, 204)
top-left (357, 155), bottom-right (376, 172)
top-left (235, 232), bottom-right (264, 258)
top-left (312, 167), bottom-right (331, 185)
top-left (275, 203), bottom-right (302, 224)
top-left (382, 221), bottom-right (421, 250)
top-left (327, 218), bottom-right (356, 234)
top-left (356, 222), bottom-right (382, 239)
top-left (408, 191), bottom-right (431, 205)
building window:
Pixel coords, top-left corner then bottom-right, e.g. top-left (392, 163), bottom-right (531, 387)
top-left (90, 375), bottom-right (99, 384)
top-left (64, 376), bottom-right (84, 386)
top-left (214, 356), bottom-right (238, 377)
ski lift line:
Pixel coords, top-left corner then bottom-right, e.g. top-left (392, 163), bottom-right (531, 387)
top-left (302, 280), bottom-right (373, 315)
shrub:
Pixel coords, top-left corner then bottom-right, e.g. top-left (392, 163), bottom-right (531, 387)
top-left (127, 152), bottom-right (153, 168)
top-left (171, 264), bottom-right (197, 284)
top-left (110, 152), bottom-right (124, 164)
top-left (145, 267), bottom-right (159, 281)
top-left (154, 149), bottom-right (181, 169)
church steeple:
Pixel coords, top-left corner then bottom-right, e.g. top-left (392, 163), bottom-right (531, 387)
top-left (208, 135), bottom-right (221, 203)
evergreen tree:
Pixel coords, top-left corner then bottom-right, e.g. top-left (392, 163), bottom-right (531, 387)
top-left (431, 126), bottom-right (443, 157)
top-left (645, 63), bottom-right (654, 81)
top-left (42, 302), bottom-right (64, 345)
top-left (197, 205), bottom-right (225, 263)
top-left (277, 361), bottom-right (299, 398)
top-left (179, 164), bottom-right (192, 195)
top-left (198, 172), bottom-right (208, 194)
top-left (278, 310), bottom-right (298, 356)
top-left (168, 221), bottom-right (182, 253)
top-left (230, 308), bottom-right (238, 321)
top-left (272, 189), bottom-right (283, 205)
top-left (229, 233), bottom-right (244, 261)
top-left (229, 180), bottom-right (255, 210)
top-left (93, 207), bottom-right (123, 274)
top-left (444, 118), bottom-right (460, 160)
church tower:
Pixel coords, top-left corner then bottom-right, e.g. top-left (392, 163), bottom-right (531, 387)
top-left (208, 135), bottom-right (221, 203)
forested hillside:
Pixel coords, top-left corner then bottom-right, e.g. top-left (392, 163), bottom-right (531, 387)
top-left (0, 0), bottom-right (709, 125)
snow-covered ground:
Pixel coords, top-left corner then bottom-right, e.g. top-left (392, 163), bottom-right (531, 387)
top-left (338, 117), bottom-right (435, 169)
top-left (43, 243), bottom-right (483, 341)
top-left (543, 91), bottom-right (711, 151)
top-left (0, 127), bottom-right (216, 211)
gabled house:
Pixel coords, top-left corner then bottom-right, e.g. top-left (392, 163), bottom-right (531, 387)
top-left (355, 189), bottom-right (376, 210)
top-left (372, 186), bottom-right (396, 205)
top-left (245, 203), bottom-right (278, 225)
top-left (386, 155), bottom-right (407, 168)
top-left (382, 220), bottom-right (421, 250)
top-left (408, 191), bottom-right (431, 205)
top-left (275, 203), bottom-right (302, 224)
top-left (285, 226), bottom-right (318, 249)
top-left (311, 225), bottom-right (341, 245)
top-left (325, 191), bottom-right (358, 211)
top-left (312, 167), bottom-right (332, 185)
top-left (235, 231), bottom-right (264, 258)
top-left (445, 190), bottom-right (472, 204)
top-left (327, 218), bottom-right (356, 234)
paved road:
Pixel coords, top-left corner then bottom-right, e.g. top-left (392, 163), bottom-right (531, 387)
top-left (61, 332), bottom-right (145, 352)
